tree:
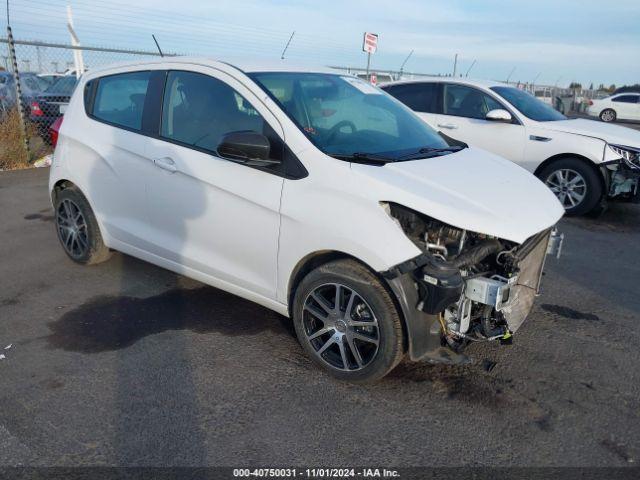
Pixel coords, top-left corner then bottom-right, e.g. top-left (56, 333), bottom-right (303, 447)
top-left (608, 84), bottom-right (616, 93)
top-left (589, 83), bottom-right (594, 90)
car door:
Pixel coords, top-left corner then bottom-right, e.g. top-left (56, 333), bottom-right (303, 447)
top-left (143, 68), bottom-right (285, 299)
top-left (435, 83), bottom-right (526, 163)
top-left (610, 95), bottom-right (640, 121)
top-left (79, 70), bottom-right (157, 248)
top-left (382, 82), bottom-right (439, 127)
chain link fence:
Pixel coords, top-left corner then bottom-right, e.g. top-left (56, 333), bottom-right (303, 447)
top-left (0, 36), bottom-right (170, 169)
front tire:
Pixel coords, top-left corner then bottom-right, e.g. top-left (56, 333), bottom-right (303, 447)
top-left (292, 259), bottom-right (404, 383)
top-left (54, 186), bottom-right (112, 265)
top-left (600, 108), bottom-right (616, 122)
top-left (539, 157), bottom-right (603, 216)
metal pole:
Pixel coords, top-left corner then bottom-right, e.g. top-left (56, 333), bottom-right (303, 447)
top-left (6, 26), bottom-right (30, 160)
top-left (465, 59), bottom-right (476, 77)
top-left (452, 53), bottom-right (458, 77)
top-left (280, 31), bottom-right (295, 60)
top-left (365, 51), bottom-right (371, 81)
top-left (506, 66), bottom-right (516, 83)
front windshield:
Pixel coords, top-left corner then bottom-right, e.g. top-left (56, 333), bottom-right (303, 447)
top-left (491, 86), bottom-right (566, 122)
top-left (249, 72), bottom-right (449, 160)
top-left (46, 76), bottom-right (78, 95)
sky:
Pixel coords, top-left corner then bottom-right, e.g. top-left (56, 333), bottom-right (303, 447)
top-left (3, 0), bottom-right (639, 87)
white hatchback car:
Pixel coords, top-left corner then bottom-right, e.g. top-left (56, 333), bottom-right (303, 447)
top-left (382, 79), bottom-right (640, 215)
top-left (586, 93), bottom-right (640, 123)
top-left (50, 58), bottom-right (563, 382)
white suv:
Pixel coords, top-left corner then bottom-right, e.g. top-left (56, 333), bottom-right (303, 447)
top-left (382, 78), bottom-right (640, 215)
top-left (50, 59), bottom-right (563, 382)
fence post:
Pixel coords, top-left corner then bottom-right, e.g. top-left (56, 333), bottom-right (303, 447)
top-left (6, 26), bottom-right (30, 161)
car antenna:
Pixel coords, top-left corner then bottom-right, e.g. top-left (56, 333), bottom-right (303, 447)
top-left (152, 34), bottom-right (164, 58)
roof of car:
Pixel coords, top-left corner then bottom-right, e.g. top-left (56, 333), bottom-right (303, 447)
top-left (379, 77), bottom-right (510, 90)
top-left (84, 56), bottom-right (339, 78)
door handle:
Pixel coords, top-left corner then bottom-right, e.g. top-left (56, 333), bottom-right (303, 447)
top-left (153, 157), bottom-right (177, 173)
top-left (437, 123), bottom-right (458, 130)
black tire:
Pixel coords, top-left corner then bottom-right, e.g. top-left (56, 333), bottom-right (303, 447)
top-left (538, 157), bottom-right (603, 216)
top-left (292, 259), bottom-right (404, 383)
top-left (54, 186), bottom-right (111, 265)
top-left (600, 108), bottom-right (616, 123)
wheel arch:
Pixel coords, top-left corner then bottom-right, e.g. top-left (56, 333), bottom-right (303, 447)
top-left (534, 153), bottom-right (607, 192)
top-left (51, 179), bottom-right (83, 204)
top-left (287, 250), bottom-right (409, 351)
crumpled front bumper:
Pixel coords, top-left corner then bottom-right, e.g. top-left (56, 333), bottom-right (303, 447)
top-left (382, 228), bottom-right (563, 364)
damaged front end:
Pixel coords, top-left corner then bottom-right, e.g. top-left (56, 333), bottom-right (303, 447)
top-left (605, 145), bottom-right (640, 202)
top-left (381, 202), bottom-right (563, 365)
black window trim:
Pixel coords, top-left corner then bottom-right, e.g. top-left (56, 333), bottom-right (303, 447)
top-left (442, 83), bottom-right (522, 125)
top-left (382, 81), bottom-right (441, 114)
top-left (84, 68), bottom-right (307, 180)
top-left (612, 94), bottom-right (640, 103)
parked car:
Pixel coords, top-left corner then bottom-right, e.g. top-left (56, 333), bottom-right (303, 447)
top-left (0, 71), bottom-right (50, 113)
top-left (381, 78), bottom-right (640, 215)
top-left (586, 93), bottom-right (640, 123)
top-left (38, 73), bottom-right (65, 86)
top-left (30, 75), bottom-right (78, 140)
top-left (50, 59), bottom-right (563, 382)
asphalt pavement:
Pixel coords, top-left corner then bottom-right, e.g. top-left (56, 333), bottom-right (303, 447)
top-left (0, 167), bottom-right (639, 468)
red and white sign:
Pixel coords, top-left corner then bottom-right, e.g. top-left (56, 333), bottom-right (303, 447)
top-left (363, 32), bottom-right (378, 54)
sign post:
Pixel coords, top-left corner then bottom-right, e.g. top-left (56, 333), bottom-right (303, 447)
top-left (362, 32), bottom-right (378, 83)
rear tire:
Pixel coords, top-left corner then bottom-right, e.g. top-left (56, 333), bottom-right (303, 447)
top-left (292, 259), bottom-right (404, 383)
top-left (54, 186), bottom-right (112, 265)
top-left (538, 157), bottom-right (603, 216)
top-left (600, 108), bottom-right (616, 122)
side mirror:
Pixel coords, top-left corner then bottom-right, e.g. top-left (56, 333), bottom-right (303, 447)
top-left (217, 131), bottom-right (280, 167)
top-left (485, 109), bottom-right (512, 122)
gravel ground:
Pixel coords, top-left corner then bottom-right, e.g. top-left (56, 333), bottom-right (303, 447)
top-left (0, 167), bottom-right (639, 468)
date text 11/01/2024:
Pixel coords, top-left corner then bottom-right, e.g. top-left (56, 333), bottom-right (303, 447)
top-left (232, 468), bottom-right (400, 478)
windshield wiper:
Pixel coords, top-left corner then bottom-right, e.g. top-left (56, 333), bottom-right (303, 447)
top-left (397, 145), bottom-right (466, 161)
top-left (330, 152), bottom-right (394, 165)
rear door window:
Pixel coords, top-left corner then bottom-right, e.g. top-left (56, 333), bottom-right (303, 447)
top-left (383, 82), bottom-right (439, 113)
top-left (612, 95), bottom-right (639, 103)
top-left (93, 71), bottom-right (151, 130)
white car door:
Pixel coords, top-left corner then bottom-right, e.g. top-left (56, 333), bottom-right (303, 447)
top-left (382, 82), bottom-right (439, 127)
top-left (77, 71), bottom-right (156, 247)
top-left (610, 94), bottom-right (640, 121)
top-left (143, 67), bottom-right (286, 299)
top-left (435, 84), bottom-right (526, 164)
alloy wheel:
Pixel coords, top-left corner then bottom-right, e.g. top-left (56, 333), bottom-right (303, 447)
top-left (56, 198), bottom-right (89, 258)
top-left (601, 110), bottom-right (615, 122)
top-left (302, 283), bottom-right (380, 371)
top-left (545, 169), bottom-right (587, 209)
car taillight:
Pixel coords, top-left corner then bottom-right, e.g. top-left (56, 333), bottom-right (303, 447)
top-left (50, 116), bottom-right (63, 148)
top-left (31, 101), bottom-right (43, 116)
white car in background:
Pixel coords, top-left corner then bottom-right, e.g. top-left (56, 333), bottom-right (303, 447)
top-left (586, 93), bottom-right (640, 123)
top-left (382, 79), bottom-right (640, 215)
top-left (49, 59), bottom-right (563, 382)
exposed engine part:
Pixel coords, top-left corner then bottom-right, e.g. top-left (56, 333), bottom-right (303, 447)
top-left (384, 202), bottom-right (556, 353)
top-left (464, 275), bottom-right (516, 311)
top-left (449, 239), bottom-right (503, 269)
top-left (610, 170), bottom-right (639, 197)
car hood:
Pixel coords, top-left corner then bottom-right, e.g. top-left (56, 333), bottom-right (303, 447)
top-left (541, 119), bottom-right (640, 147)
top-left (352, 147), bottom-right (564, 244)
